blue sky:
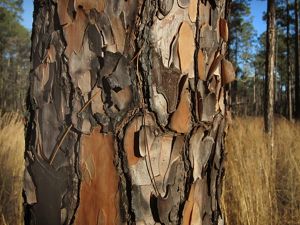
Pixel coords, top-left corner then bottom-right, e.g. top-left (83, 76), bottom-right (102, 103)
top-left (250, 0), bottom-right (267, 36)
top-left (21, 0), bottom-right (33, 30)
top-left (21, 0), bottom-right (267, 35)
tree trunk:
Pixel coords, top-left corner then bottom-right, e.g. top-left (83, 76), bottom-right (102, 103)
top-left (286, 0), bottom-right (293, 121)
top-left (295, 0), bottom-right (300, 118)
top-left (24, 1), bottom-right (233, 225)
top-left (264, 0), bottom-right (276, 136)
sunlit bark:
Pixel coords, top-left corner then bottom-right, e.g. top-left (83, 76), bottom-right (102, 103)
top-left (24, 1), bottom-right (233, 224)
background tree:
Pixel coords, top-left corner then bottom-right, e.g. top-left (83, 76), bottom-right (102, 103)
top-left (0, 0), bottom-right (30, 111)
top-left (294, 0), bottom-right (299, 118)
top-left (24, 0), bottom-right (234, 225)
top-left (227, 0), bottom-right (256, 115)
top-left (265, 0), bottom-right (276, 135)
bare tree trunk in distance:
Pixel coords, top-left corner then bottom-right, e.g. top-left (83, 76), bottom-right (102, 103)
top-left (24, 0), bottom-right (234, 225)
top-left (295, 0), bottom-right (300, 118)
top-left (286, 0), bottom-right (293, 121)
top-left (265, 0), bottom-right (276, 137)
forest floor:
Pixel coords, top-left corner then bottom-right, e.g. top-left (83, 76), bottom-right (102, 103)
top-left (0, 113), bottom-right (299, 225)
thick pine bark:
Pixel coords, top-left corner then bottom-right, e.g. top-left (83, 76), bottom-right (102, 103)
top-left (264, 0), bottom-right (275, 135)
top-left (24, 0), bottom-right (233, 224)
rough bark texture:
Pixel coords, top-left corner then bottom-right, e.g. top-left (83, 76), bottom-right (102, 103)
top-left (264, 0), bottom-right (275, 135)
top-left (24, 0), bottom-right (233, 225)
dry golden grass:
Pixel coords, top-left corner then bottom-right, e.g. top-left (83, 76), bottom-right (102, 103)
top-left (0, 113), bottom-right (299, 225)
top-left (0, 113), bottom-right (24, 225)
top-left (222, 117), bottom-right (300, 225)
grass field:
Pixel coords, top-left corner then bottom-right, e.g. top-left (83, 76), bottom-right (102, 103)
top-left (0, 113), bottom-right (299, 224)
top-left (0, 113), bottom-right (24, 225)
top-left (222, 116), bottom-right (300, 225)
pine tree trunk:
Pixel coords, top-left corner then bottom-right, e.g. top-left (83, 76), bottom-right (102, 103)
top-left (265, 0), bottom-right (275, 135)
top-left (24, 1), bottom-right (233, 224)
top-left (295, 0), bottom-right (300, 118)
top-left (286, 0), bottom-right (293, 121)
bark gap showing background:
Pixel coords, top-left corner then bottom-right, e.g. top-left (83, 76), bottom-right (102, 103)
top-left (24, 0), bottom-right (234, 224)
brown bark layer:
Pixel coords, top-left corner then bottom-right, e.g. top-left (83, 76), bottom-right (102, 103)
top-left (24, 0), bottom-right (233, 224)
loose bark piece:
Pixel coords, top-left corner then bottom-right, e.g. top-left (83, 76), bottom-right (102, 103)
top-left (35, 63), bottom-right (50, 91)
top-left (158, 135), bottom-right (173, 194)
top-left (199, 1), bottom-right (210, 26)
top-left (63, 9), bottom-right (88, 57)
top-left (218, 88), bottom-right (225, 115)
top-left (46, 44), bottom-right (56, 63)
top-left (123, 117), bottom-right (142, 166)
top-left (150, 85), bottom-right (169, 126)
top-left (74, 127), bottom-right (120, 225)
top-left (39, 103), bottom-right (61, 159)
top-left (91, 87), bottom-right (105, 114)
top-left (130, 157), bottom-right (157, 185)
top-left (152, 52), bottom-right (182, 113)
top-left (200, 23), bottom-right (217, 50)
top-left (198, 50), bottom-right (206, 80)
top-left (86, 24), bottom-right (103, 56)
top-left (100, 51), bottom-right (122, 77)
top-left (157, 159), bottom-right (186, 224)
top-left (169, 81), bottom-right (192, 133)
top-left (139, 126), bottom-right (156, 157)
top-left (188, 0), bottom-right (198, 22)
top-left (57, 0), bottom-right (72, 25)
top-left (219, 18), bottom-right (228, 42)
top-left (207, 53), bottom-right (223, 79)
top-left (158, 0), bottom-right (174, 16)
top-left (124, 114), bottom-right (157, 165)
top-left (151, 6), bottom-right (185, 67)
top-left (109, 55), bottom-right (131, 88)
top-left (69, 37), bottom-right (96, 82)
top-left (23, 169), bottom-right (37, 205)
top-left (77, 71), bottom-right (91, 99)
top-left (182, 182), bottom-right (195, 225)
top-left (178, 0), bottom-right (190, 8)
top-left (178, 22), bottom-right (195, 74)
top-left (189, 127), bottom-right (205, 180)
top-left (221, 59), bottom-right (236, 84)
top-left (111, 86), bottom-right (133, 111)
top-left (106, 4), bottom-right (126, 53)
top-left (191, 202), bottom-right (201, 225)
top-left (132, 186), bottom-right (156, 225)
top-left (160, 135), bottom-right (184, 195)
top-left (91, 11), bottom-right (115, 48)
top-left (201, 93), bottom-right (217, 122)
top-left (74, 0), bottom-right (106, 12)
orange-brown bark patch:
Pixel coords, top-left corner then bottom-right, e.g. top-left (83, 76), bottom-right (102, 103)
top-left (75, 0), bottom-right (106, 12)
top-left (178, 22), bottom-right (195, 73)
top-left (74, 127), bottom-right (120, 225)
top-left (57, 0), bottom-right (72, 26)
top-left (63, 9), bottom-right (88, 58)
top-left (169, 82), bottom-right (192, 134)
top-left (197, 50), bottom-right (206, 80)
